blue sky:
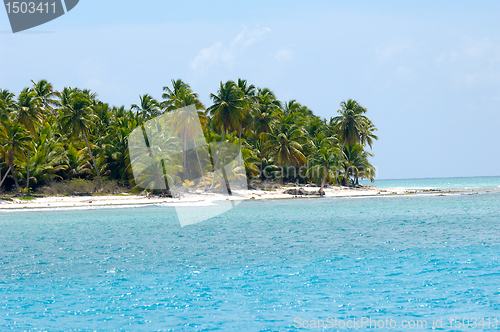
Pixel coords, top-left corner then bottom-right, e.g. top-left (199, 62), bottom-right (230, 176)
top-left (1, 0), bottom-right (499, 179)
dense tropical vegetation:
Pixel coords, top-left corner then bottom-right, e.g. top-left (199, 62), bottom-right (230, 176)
top-left (0, 79), bottom-right (378, 194)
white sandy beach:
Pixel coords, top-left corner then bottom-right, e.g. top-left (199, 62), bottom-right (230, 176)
top-left (0, 186), bottom-right (418, 210)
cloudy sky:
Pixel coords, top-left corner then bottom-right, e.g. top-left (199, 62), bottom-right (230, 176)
top-left (1, 0), bottom-right (499, 179)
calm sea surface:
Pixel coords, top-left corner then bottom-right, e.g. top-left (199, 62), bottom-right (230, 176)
top-left (1, 177), bottom-right (500, 331)
top-left (361, 176), bottom-right (500, 190)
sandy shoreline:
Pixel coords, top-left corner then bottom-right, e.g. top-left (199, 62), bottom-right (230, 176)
top-left (0, 186), bottom-right (460, 210)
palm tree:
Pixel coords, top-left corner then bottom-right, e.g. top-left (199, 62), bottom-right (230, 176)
top-left (0, 90), bottom-right (15, 185)
top-left (250, 88), bottom-right (280, 171)
top-left (265, 123), bottom-right (307, 170)
top-left (14, 88), bottom-right (46, 190)
top-left (207, 81), bottom-right (246, 189)
top-left (162, 79), bottom-right (204, 112)
top-left (305, 116), bottom-right (327, 138)
top-left (64, 143), bottom-right (92, 180)
top-left (236, 79), bottom-right (256, 165)
top-left (18, 122), bottom-right (68, 187)
top-left (31, 79), bottom-right (61, 115)
top-left (162, 80), bottom-right (206, 184)
top-left (252, 88), bottom-right (280, 139)
top-left (170, 107), bottom-right (207, 182)
top-left (360, 122), bottom-right (378, 149)
top-left (0, 89), bottom-right (15, 121)
top-left (15, 89), bottom-right (45, 133)
top-left (283, 99), bottom-right (313, 118)
top-left (59, 87), bottom-right (75, 108)
top-left (0, 122), bottom-right (31, 190)
top-left (330, 99), bottom-right (377, 184)
top-left (308, 144), bottom-right (341, 196)
top-left (60, 92), bottom-right (102, 190)
top-left (343, 144), bottom-right (375, 185)
top-left (131, 94), bottom-right (161, 118)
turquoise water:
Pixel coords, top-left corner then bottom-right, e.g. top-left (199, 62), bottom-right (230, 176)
top-left (1, 184), bottom-right (500, 330)
top-left (361, 176), bottom-right (500, 190)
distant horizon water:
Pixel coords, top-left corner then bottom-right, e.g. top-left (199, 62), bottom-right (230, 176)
top-left (361, 175), bottom-right (500, 190)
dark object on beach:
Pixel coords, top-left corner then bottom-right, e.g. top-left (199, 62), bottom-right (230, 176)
top-left (284, 188), bottom-right (320, 196)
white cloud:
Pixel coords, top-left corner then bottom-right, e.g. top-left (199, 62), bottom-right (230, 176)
top-left (190, 27), bottom-right (271, 72)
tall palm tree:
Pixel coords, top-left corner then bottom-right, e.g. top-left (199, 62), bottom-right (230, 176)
top-left (18, 122), bottom-right (68, 187)
top-left (235, 79), bottom-right (258, 166)
top-left (131, 94), bottom-right (161, 118)
top-left (64, 143), bottom-right (92, 180)
top-left (331, 99), bottom-right (376, 147)
top-left (207, 81), bottom-right (246, 189)
top-left (252, 88), bottom-right (280, 141)
top-left (170, 107), bottom-right (207, 182)
top-left (308, 145), bottom-right (341, 196)
top-left (59, 87), bottom-right (75, 108)
top-left (0, 89), bottom-right (15, 121)
top-left (0, 90), bottom-right (15, 185)
top-left (283, 99), bottom-right (313, 118)
top-left (330, 99), bottom-right (377, 184)
top-left (265, 123), bottom-right (307, 170)
top-left (162, 80), bottom-right (206, 183)
top-left (162, 79), bottom-right (204, 112)
top-left (343, 144), bottom-right (375, 185)
top-left (60, 92), bottom-right (102, 190)
top-left (14, 88), bottom-right (46, 190)
top-left (0, 122), bottom-right (31, 190)
top-left (360, 122), bottom-right (378, 149)
top-left (31, 79), bottom-right (61, 115)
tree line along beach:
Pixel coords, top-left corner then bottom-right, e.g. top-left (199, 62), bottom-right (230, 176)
top-left (1, 79), bottom-right (380, 201)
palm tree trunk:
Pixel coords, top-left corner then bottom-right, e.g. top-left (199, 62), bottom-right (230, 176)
top-left (210, 130), bottom-right (225, 189)
top-left (141, 124), bottom-right (166, 192)
top-left (83, 130), bottom-right (101, 191)
top-left (344, 164), bottom-right (350, 186)
top-left (260, 158), bottom-right (264, 181)
top-left (183, 127), bottom-right (188, 175)
top-left (339, 141), bottom-right (346, 186)
top-left (26, 150), bottom-right (30, 190)
top-left (9, 146), bottom-right (19, 191)
top-left (193, 137), bottom-right (207, 191)
top-left (320, 166), bottom-right (327, 197)
top-left (12, 171), bottom-right (20, 191)
top-left (0, 166), bottom-right (11, 188)
top-left (220, 161), bottom-right (232, 196)
top-left (238, 125), bottom-right (242, 166)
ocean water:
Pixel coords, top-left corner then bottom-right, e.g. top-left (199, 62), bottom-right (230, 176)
top-left (1, 183), bottom-right (500, 330)
top-left (361, 176), bottom-right (500, 190)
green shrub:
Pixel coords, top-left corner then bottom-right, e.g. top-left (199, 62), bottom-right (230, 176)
top-left (35, 179), bottom-right (129, 196)
top-left (17, 196), bottom-right (36, 201)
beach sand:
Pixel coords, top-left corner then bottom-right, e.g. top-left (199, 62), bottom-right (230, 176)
top-left (0, 186), bottom-right (420, 210)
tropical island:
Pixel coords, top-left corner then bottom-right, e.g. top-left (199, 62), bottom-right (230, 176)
top-left (0, 79), bottom-right (382, 205)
